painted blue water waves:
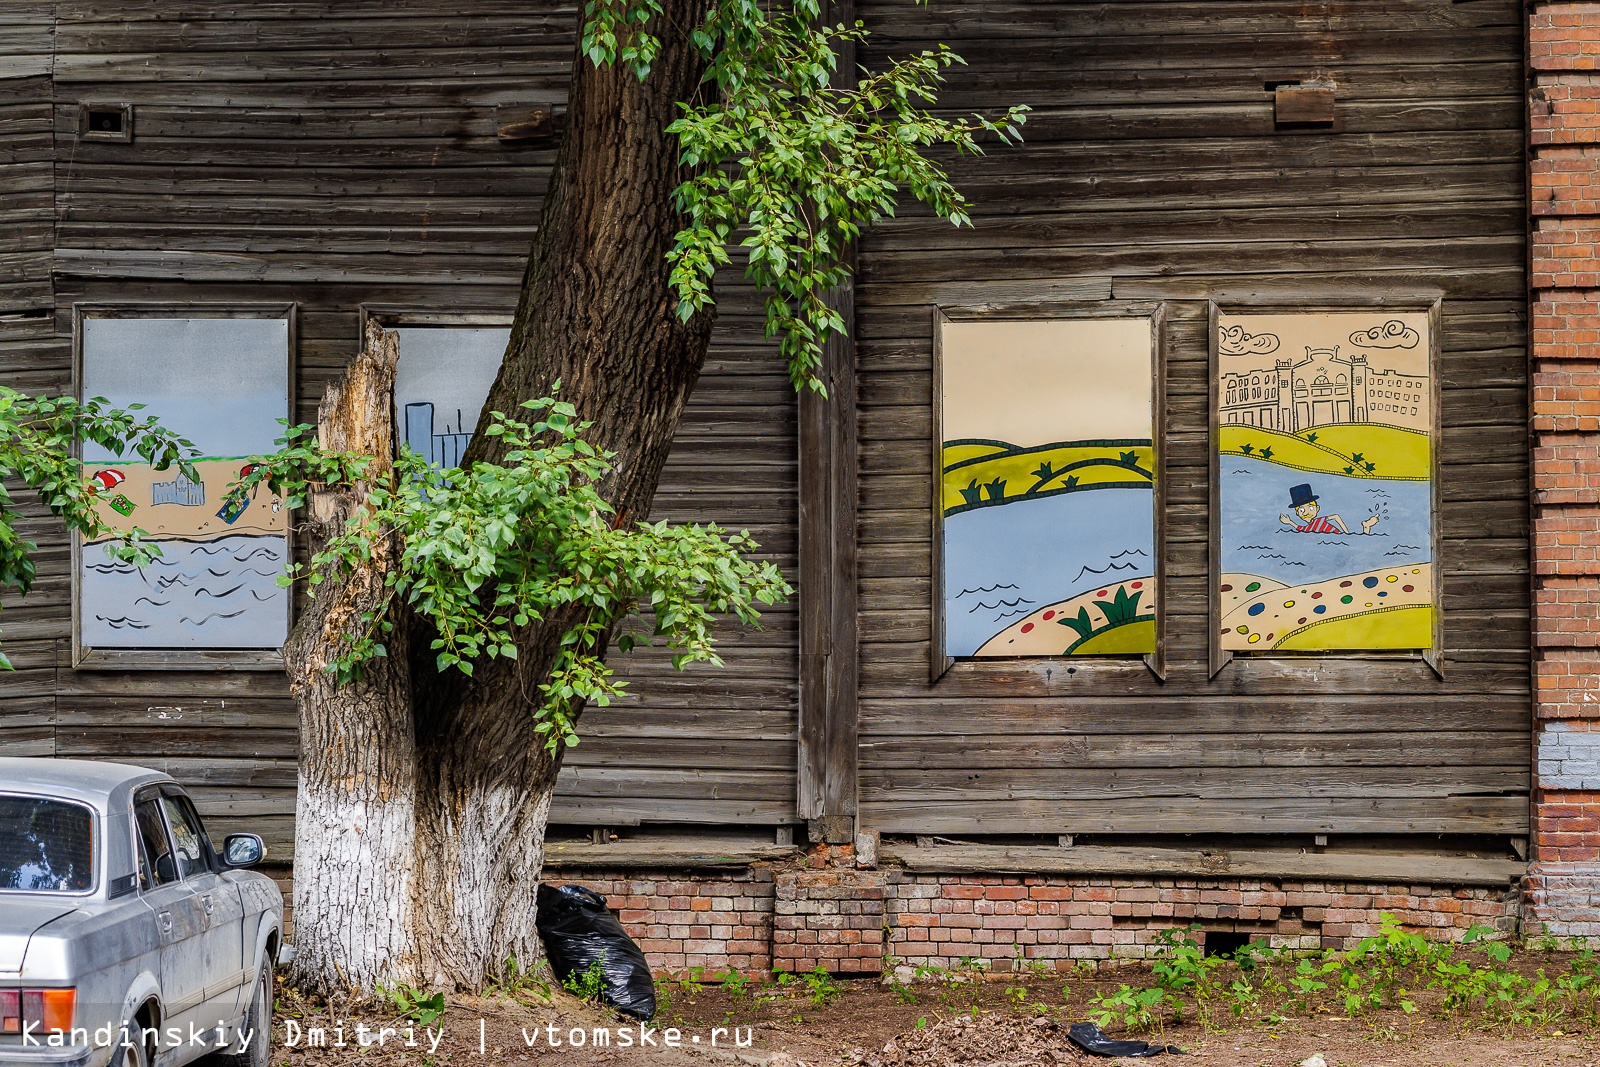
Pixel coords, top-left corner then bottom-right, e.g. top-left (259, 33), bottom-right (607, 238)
top-left (80, 534), bottom-right (289, 648)
top-left (943, 488), bottom-right (1154, 656)
top-left (1220, 456), bottom-right (1431, 585)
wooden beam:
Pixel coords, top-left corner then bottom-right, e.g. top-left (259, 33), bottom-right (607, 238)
top-left (543, 834), bottom-right (801, 870)
top-left (797, 0), bottom-right (860, 846)
top-left (880, 841), bottom-right (1525, 888)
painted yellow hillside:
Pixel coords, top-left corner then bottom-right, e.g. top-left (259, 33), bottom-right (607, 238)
top-left (1218, 424), bottom-right (1428, 481)
top-left (1298, 423), bottom-right (1430, 476)
top-left (941, 441), bottom-right (1154, 515)
top-left (941, 441), bottom-right (1012, 469)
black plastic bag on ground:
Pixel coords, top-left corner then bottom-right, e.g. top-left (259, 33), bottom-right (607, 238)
top-left (535, 883), bottom-right (656, 1020)
top-left (1067, 1022), bottom-right (1185, 1057)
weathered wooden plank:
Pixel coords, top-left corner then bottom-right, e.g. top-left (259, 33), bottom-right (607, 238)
top-left (548, 796), bottom-right (797, 826)
top-left (544, 834), bottom-right (799, 869)
top-left (56, 0), bottom-right (572, 23)
top-left (859, 2), bottom-right (1521, 40)
top-left (869, 202), bottom-right (1526, 251)
top-left (858, 695), bottom-right (1531, 737)
top-left (55, 15), bottom-right (574, 53)
top-left (881, 842), bottom-right (1525, 888)
top-left (562, 738), bottom-right (796, 768)
top-left (51, 46), bottom-right (571, 83)
top-left (859, 730), bottom-right (1526, 768)
top-left (860, 796), bottom-right (1529, 836)
top-left (54, 696), bottom-right (297, 728)
top-left (556, 767), bottom-right (795, 801)
top-left (859, 651), bottom-right (1528, 698)
top-left (52, 247), bottom-right (528, 284)
top-left (54, 725), bottom-right (300, 758)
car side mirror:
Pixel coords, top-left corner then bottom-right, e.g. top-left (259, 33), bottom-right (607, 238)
top-left (222, 834), bottom-right (265, 869)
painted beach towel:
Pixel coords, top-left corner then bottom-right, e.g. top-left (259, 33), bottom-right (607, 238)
top-left (1215, 311), bottom-right (1434, 652)
top-left (939, 318), bottom-right (1156, 658)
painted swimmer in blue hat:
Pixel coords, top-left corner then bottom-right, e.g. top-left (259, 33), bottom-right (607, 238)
top-left (1279, 483), bottom-right (1380, 535)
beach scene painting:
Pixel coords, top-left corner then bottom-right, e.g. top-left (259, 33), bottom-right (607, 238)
top-left (939, 317), bottom-right (1157, 659)
top-left (78, 315), bottom-right (291, 651)
top-left (1215, 309), bottom-right (1435, 653)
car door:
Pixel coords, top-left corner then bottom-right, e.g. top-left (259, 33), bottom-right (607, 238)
top-left (133, 790), bottom-right (210, 1045)
top-left (161, 789), bottom-right (248, 1025)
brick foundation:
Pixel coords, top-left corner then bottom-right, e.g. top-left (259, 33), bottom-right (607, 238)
top-left (563, 868), bottom-right (777, 975)
top-left (560, 865), bottom-right (1521, 978)
top-left (1529, 1), bottom-right (1600, 939)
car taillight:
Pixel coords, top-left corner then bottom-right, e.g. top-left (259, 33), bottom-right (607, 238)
top-left (0, 989), bottom-right (74, 1034)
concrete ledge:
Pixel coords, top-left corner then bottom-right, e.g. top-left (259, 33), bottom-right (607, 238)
top-left (881, 842), bottom-right (1526, 888)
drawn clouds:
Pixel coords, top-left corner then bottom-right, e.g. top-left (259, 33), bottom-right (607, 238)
top-left (1349, 319), bottom-right (1420, 350)
top-left (1219, 325), bottom-right (1280, 356)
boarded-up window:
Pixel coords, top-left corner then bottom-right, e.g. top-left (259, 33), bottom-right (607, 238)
top-left (1213, 304), bottom-right (1440, 666)
top-left (74, 307), bottom-right (293, 666)
top-left (391, 326), bottom-right (510, 468)
top-left (933, 312), bottom-right (1161, 667)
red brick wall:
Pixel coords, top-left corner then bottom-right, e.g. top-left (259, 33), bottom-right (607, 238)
top-left (1527, 1), bottom-right (1600, 939)
top-left (558, 866), bottom-right (1520, 978)
top-left (563, 869), bottom-right (777, 975)
top-left (884, 875), bottom-right (1515, 974)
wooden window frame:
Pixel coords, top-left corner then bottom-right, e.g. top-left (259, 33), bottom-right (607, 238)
top-left (930, 299), bottom-right (1169, 684)
top-left (1207, 296), bottom-right (1445, 680)
top-left (358, 305), bottom-right (514, 331)
top-left (70, 301), bottom-right (298, 671)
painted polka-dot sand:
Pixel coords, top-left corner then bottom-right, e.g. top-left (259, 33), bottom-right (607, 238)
top-left (1220, 564), bottom-right (1431, 651)
top-left (974, 576), bottom-right (1158, 657)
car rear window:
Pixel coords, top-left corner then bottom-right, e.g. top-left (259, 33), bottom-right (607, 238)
top-left (0, 797), bottom-right (94, 893)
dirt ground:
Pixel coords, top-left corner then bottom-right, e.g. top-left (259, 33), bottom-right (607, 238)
top-left (269, 960), bottom-right (1600, 1067)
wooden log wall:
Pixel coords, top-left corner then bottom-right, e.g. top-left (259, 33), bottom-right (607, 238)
top-left (851, 0), bottom-right (1533, 839)
top-left (0, 0), bottom-right (799, 858)
top-left (0, 4), bottom-right (61, 759)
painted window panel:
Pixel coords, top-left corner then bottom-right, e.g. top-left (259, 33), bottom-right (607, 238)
top-left (1215, 311), bottom-right (1435, 653)
top-left (391, 327), bottom-right (510, 468)
top-left (939, 317), bottom-right (1157, 658)
top-left (78, 314), bottom-right (291, 651)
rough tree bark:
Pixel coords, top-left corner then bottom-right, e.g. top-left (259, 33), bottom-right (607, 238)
top-left (288, 0), bottom-right (716, 994)
top-left (286, 325), bottom-right (422, 992)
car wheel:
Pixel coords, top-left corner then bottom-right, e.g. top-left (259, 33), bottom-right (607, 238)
top-left (115, 1017), bottom-right (150, 1067)
top-left (209, 960), bottom-right (272, 1067)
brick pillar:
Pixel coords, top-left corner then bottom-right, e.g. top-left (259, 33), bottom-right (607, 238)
top-left (1527, 2), bottom-right (1600, 939)
top-left (773, 870), bottom-right (886, 974)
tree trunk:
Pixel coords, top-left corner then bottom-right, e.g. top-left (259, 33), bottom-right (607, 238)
top-left (286, 324), bottom-right (422, 993)
top-left (287, 0), bottom-right (715, 994)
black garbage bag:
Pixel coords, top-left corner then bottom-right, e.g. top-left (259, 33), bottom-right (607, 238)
top-left (1066, 1022), bottom-right (1185, 1058)
top-left (535, 883), bottom-right (656, 1020)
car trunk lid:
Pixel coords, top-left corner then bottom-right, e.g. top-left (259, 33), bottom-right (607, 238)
top-left (0, 901), bottom-right (78, 973)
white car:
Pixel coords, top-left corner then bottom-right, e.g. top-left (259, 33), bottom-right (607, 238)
top-left (0, 758), bottom-right (281, 1067)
